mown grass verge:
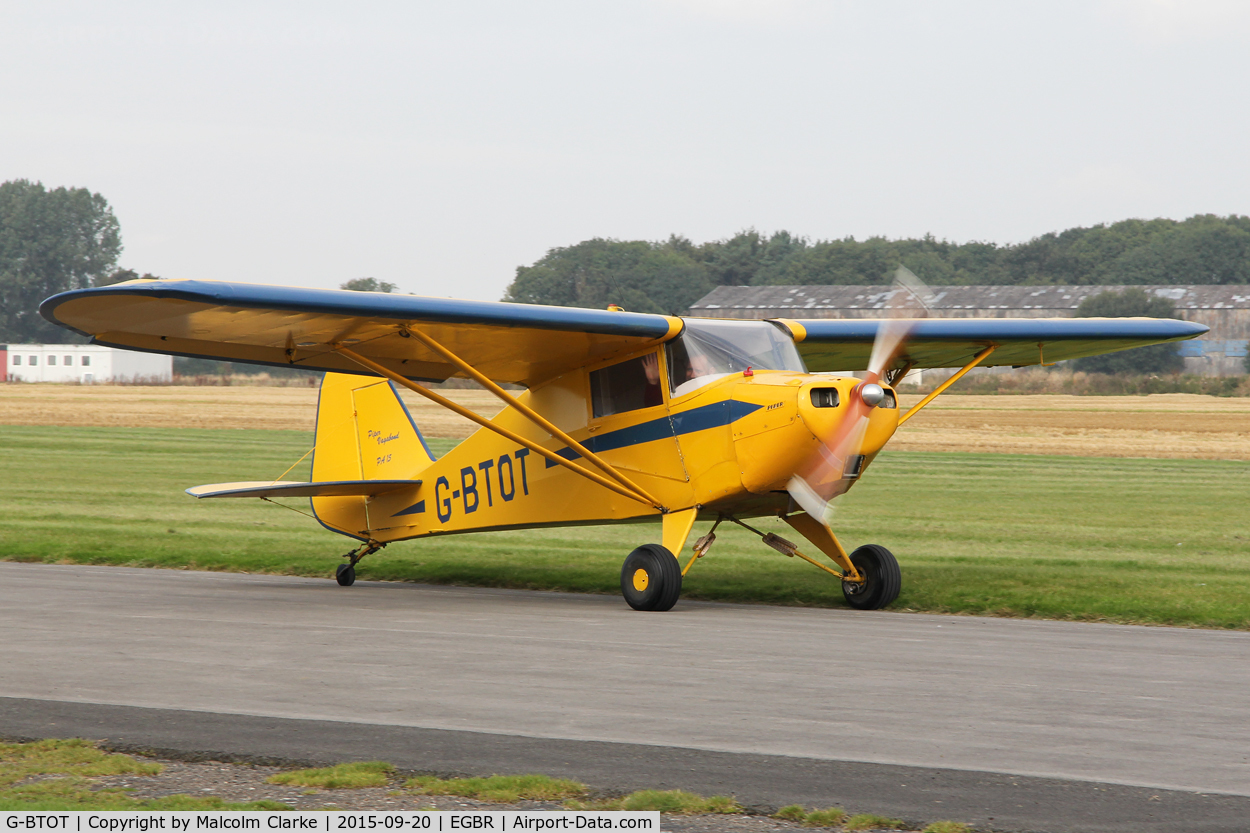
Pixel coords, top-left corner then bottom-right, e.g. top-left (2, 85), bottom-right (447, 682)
top-left (1, 425), bottom-right (1247, 628)
top-left (404, 774), bottom-right (738, 814)
top-left (564, 790), bottom-right (740, 814)
top-left (0, 739), bottom-right (288, 810)
top-left (267, 762), bottom-right (394, 789)
top-left (774, 805), bottom-right (965, 831)
top-left (2, 741), bottom-right (984, 828)
top-left (406, 774), bottom-right (585, 803)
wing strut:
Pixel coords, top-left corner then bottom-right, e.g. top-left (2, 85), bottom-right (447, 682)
top-left (334, 345), bottom-right (665, 511)
top-left (897, 344), bottom-right (997, 427)
top-left (397, 325), bottom-right (666, 510)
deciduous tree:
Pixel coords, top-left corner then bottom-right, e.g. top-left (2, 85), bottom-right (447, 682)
top-left (504, 239), bottom-right (710, 315)
top-left (0, 180), bottom-right (121, 343)
top-left (95, 267), bottom-right (160, 287)
top-left (340, 277), bottom-right (397, 293)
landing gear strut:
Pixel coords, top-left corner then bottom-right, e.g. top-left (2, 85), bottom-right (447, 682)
top-left (690, 513), bottom-right (902, 611)
top-left (336, 541), bottom-right (383, 587)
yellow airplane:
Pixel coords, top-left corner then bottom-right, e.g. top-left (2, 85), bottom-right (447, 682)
top-left (41, 276), bottom-right (1206, 611)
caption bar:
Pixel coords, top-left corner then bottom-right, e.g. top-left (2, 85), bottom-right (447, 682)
top-left (1, 813), bottom-right (659, 832)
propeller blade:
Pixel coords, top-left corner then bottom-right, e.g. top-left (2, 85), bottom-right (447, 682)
top-left (867, 265), bottom-right (934, 379)
top-left (866, 317), bottom-right (912, 381)
top-left (787, 265), bottom-right (935, 522)
top-left (787, 404), bottom-right (871, 521)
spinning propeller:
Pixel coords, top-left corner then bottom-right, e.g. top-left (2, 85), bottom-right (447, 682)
top-left (787, 266), bottom-right (935, 523)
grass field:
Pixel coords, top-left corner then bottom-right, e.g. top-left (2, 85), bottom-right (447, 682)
top-left (2, 424), bottom-right (1247, 628)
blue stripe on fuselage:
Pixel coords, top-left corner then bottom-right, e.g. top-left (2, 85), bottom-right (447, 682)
top-left (546, 400), bottom-right (763, 467)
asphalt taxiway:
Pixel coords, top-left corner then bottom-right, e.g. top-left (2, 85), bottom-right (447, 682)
top-left (2, 562), bottom-right (1248, 832)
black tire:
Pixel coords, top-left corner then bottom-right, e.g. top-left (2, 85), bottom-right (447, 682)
top-left (621, 544), bottom-right (682, 611)
top-left (336, 563), bottom-right (356, 587)
top-left (841, 544), bottom-right (901, 610)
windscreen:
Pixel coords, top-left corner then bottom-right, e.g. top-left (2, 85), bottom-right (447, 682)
top-left (667, 319), bottom-right (805, 397)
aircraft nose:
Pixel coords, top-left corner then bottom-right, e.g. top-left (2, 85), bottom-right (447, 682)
top-left (796, 376), bottom-right (901, 466)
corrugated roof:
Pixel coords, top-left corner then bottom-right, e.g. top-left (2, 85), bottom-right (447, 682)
top-left (689, 285), bottom-right (1250, 313)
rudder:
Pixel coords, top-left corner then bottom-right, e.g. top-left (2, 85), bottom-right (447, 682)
top-left (313, 373), bottom-right (436, 484)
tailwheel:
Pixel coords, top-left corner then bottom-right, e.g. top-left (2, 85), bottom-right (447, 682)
top-left (841, 544), bottom-right (901, 610)
top-left (335, 563), bottom-right (356, 587)
top-left (621, 544), bottom-right (682, 611)
top-left (335, 541), bottom-right (383, 587)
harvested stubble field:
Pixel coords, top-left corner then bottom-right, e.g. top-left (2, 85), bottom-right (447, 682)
top-left (891, 392), bottom-right (1250, 460)
top-left (3, 383), bottom-right (1249, 460)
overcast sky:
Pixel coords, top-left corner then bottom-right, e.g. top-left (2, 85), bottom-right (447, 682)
top-left (3, 0), bottom-right (1248, 300)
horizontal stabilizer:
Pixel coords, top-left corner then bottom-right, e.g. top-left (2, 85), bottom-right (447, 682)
top-left (186, 480), bottom-right (422, 499)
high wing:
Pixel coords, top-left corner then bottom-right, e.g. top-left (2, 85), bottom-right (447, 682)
top-left (40, 279), bottom-right (683, 387)
top-left (777, 317), bottom-right (1208, 371)
top-left (40, 278), bottom-right (1207, 382)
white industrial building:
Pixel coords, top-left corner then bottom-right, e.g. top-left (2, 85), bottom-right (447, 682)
top-left (3, 344), bottom-right (172, 383)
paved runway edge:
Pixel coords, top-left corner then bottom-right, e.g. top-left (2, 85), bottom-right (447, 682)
top-left (1, 697), bottom-right (1245, 833)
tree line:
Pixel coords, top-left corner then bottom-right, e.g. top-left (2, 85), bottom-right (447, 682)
top-left (503, 216), bottom-right (1250, 315)
top-left (3, 177), bottom-right (1246, 375)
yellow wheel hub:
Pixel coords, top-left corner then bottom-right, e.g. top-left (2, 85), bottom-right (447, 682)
top-left (631, 568), bottom-right (650, 592)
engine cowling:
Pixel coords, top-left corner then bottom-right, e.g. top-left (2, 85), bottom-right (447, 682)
top-left (732, 375), bottom-right (900, 495)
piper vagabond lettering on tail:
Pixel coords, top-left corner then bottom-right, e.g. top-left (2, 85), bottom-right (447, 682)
top-left (40, 269), bottom-right (1207, 610)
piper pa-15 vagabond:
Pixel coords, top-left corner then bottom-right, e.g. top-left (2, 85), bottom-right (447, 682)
top-left (41, 273), bottom-right (1206, 611)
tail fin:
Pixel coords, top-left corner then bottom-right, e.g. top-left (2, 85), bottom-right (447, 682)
top-left (313, 372), bottom-right (436, 483)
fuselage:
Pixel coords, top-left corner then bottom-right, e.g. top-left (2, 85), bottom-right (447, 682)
top-left (313, 319), bottom-right (900, 543)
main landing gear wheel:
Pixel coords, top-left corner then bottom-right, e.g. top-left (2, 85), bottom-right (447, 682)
top-left (621, 544), bottom-right (682, 611)
top-left (335, 563), bottom-right (356, 587)
top-left (841, 544), bottom-right (901, 610)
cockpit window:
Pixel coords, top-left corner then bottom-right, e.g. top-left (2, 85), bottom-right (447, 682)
top-left (590, 352), bottom-right (662, 418)
top-left (667, 320), bottom-right (806, 397)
